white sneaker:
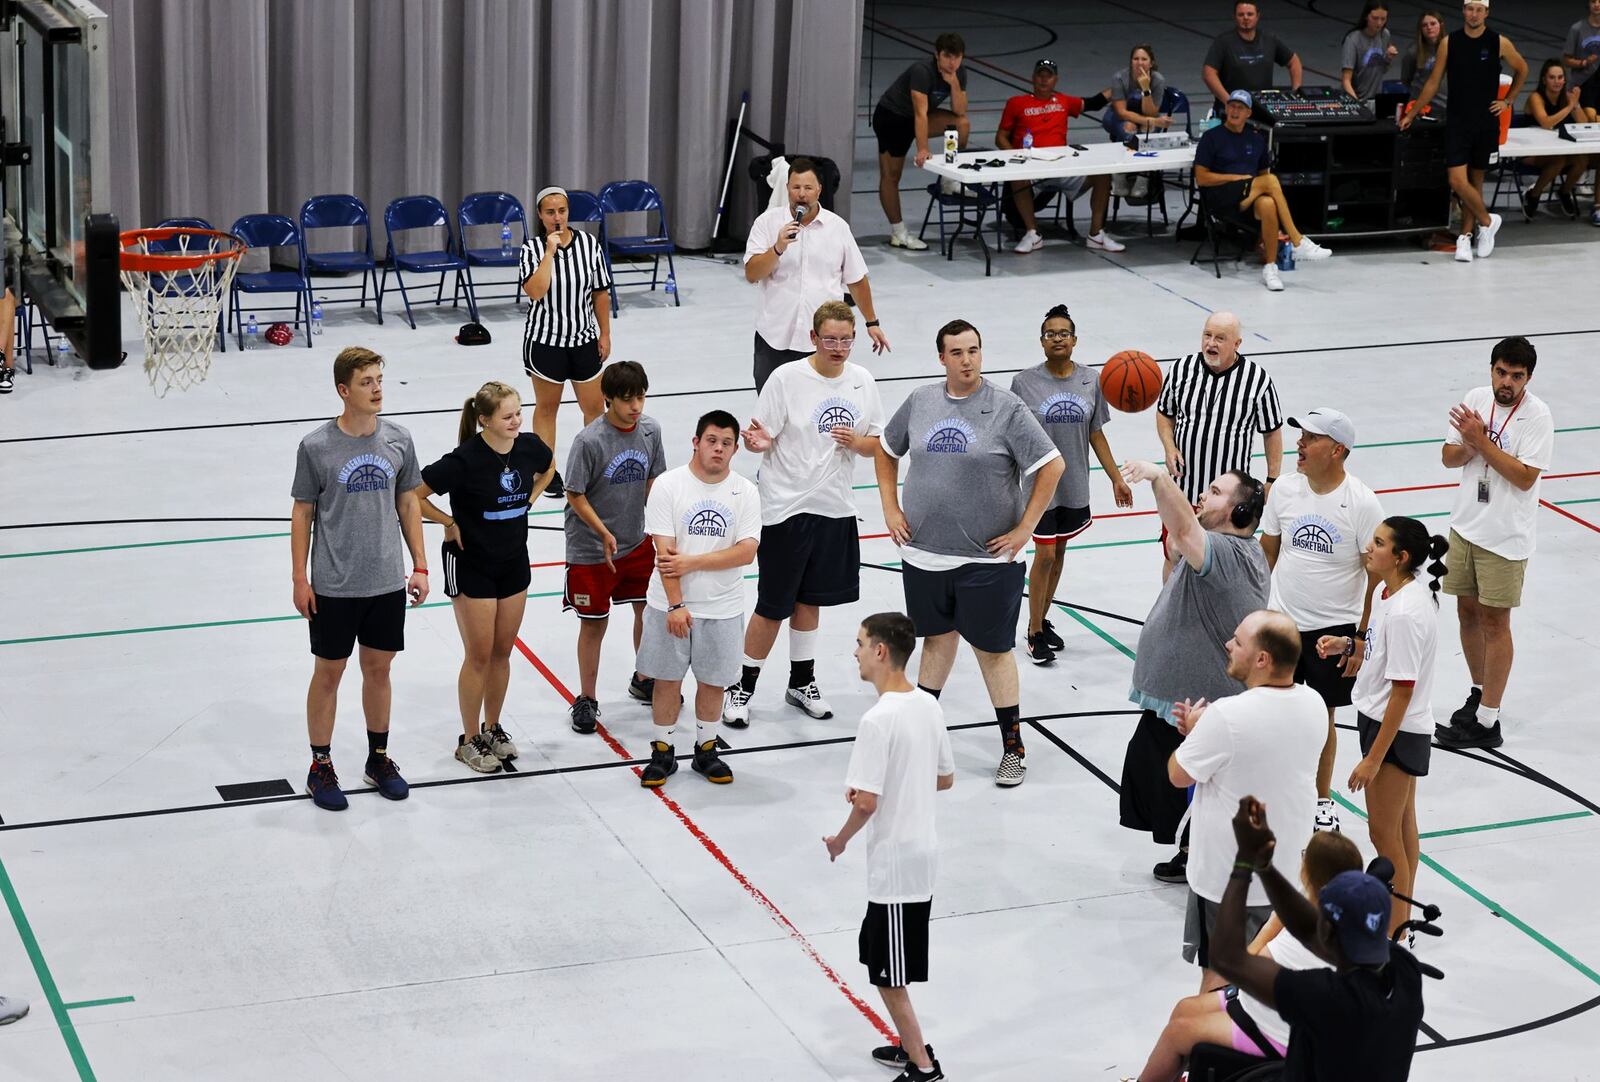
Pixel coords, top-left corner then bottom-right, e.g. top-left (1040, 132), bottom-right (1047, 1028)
top-left (939, 176), bottom-right (964, 196)
top-left (1262, 263), bottom-right (1285, 291)
top-left (1292, 236), bottom-right (1332, 261)
top-left (1314, 797), bottom-right (1340, 833)
top-left (1130, 175), bottom-right (1151, 200)
top-left (995, 750), bottom-right (1027, 787)
top-left (1454, 235), bottom-right (1474, 262)
top-left (1014, 229), bottom-right (1044, 253)
top-left (484, 724), bottom-right (518, 761)
top-left (1475, 213), bottom-right (1502, 258)
top-left (1111, 173), bottom-right (1133, 197)
top-left (454, 734), bottom-right (502, 774)
top-left (888, 228), bottom-right (928, 251)
top-left (784, 682), bottom-right (834, 719)
top-left (722, 686), bottom-right (752, 728)
top-left (1086, 230), bottom-right (1126, 253)
top-left (0, 994), bottom-right (28, 1025)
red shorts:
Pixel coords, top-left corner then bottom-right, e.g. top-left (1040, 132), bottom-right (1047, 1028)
top-left (564, 537), bottom-right (654, 618)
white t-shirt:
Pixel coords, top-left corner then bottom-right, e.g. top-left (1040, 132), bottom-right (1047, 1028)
top-left (844, 689), bottom-right (956, 904)
top-left (1263, 471), bottom-right (1385, 630)
top-left (1351, 580), bottom-right (1438, 734)
top-left (744, 205), bottom-right (869, 352)
top-left (643, 465), bottom-right (762, 620)
top-left (1247, 929), bottom-right (1329, 1046)
top-left (1445, 387), bottom-right (1554, 560)
top-left (754, 357), bottom-right (885, 525)
top-left (1175, 684), bottom-right (1326, 905)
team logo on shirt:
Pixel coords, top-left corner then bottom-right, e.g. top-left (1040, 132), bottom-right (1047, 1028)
top-left (1289, 514), bottom-right (1343, 555)
top-left (684, 500), bottom-right (733, 537)
top-left (812, 396), bottom-right (861, 433)
top-left (337, 453), bottom-right (397, 493)
top-left (1039, 392), bottom-right (1090, 425)
top-left (604, 449), bottom-right (650, 485)
top-left (499, 469), bottom-right (523, 494)
top-left (923, 417), bottom-right (976, 453)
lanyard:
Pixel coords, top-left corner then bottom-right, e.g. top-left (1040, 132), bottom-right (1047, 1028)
top-left (1482, 395), bottom-right (1522, 479)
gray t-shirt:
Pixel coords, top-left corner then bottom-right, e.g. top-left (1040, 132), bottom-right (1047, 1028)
top-left (1130, 532), bottom-right (1270, 717)
top-left (877, 58), bottom-right (970, 119)
top-left (1008, 363), bottom-right (1108, 511)
top-left (1400, 50), bottom-right (1447, 114)
top-left (563, 414), bottom-right (667, 565)
top-left (1566, 19), bottom-right (1600, 87)
top-left (1341, 28), bottom-right (1394, 100)
top-left (1111, 68), bottom-right (1170, 111)
top-left (881, 380), bottom-right (1060, 561)
top-left (290, 418), bottom-right (421, 598)
top-left (1204, 29), bottom-right (1294, 108)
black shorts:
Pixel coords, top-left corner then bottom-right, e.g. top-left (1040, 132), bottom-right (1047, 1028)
top-left (1357, 711), bottom-right (1432, 777)
top-left (754, 513), bottom-right (860, 620)
top-left (1295, 624), bottom-right (1356, 709)
top-left (1202, 179), bottom-right (1256, 228)
top-left (860, 899), bottom-right (932, 987)
top-left (1120, 709), bottom-right (1188, 844)
top-left (524, 337), bottom-right (602, 385)
top-left (872, 102), bottom-right (918, 158)
top-left (902, 560), bottom-right (1025, 653)
top-left (1582, 77), bottom-right (1600, 111)
top-left (308, 589), bottom-right (406, 660)
top-left (1444, 118), bottom-right (1498, 169)
top-left (442, 543), bottom-right (532, 601)
top-left (753, 331), bottom-right (813, 394)
top-left (1032, 505), bottom-right (1092, 545)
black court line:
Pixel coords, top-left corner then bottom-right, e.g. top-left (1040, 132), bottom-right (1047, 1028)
top-left (1027, 718), bottom-right (1122, 794)
top-left (1416, 992), bottom-right (1600, 1053)
top-left (1417, 1019), bottom-right (1447, 1045)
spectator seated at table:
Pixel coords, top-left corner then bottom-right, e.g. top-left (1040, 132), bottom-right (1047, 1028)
top-left (1521, 57), bottom-right (1598, 223)
top-left (997, 57), bottom-right (1126, 255)
top-left (1193, 90), bottom-right (1332, 292)
top-left (1104, 44), bottom-right (1177, 203)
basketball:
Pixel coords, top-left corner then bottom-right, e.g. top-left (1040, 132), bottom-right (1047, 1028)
top-left (1100, 350), bottom-right (1162, 413)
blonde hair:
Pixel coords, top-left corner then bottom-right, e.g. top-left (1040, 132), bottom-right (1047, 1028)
top-left (333, 346), bottom-right (383, 389)
top-left (811, 299), bottom-right (856, 335)
top-left (459, 381), bottom-right (521, 445)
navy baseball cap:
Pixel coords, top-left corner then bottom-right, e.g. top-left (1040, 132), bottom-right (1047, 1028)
top-left (1319, 871), bottom-right (1392, 965)
top-left (1228, 89), bottom-right (1254, 108)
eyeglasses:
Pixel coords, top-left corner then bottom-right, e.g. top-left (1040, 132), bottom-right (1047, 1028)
top-left (819, 337), bottom-right (856, 350)
top-left (1041, 330), bottom-right (1076, 341)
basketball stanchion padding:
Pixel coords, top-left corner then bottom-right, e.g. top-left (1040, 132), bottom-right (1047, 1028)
top-left (119, 227), bottom-right (246, 396)
top-left (1100, 350), bottom-right (1162, 413)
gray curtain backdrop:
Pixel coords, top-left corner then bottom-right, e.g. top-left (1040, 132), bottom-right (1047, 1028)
top-left (105, 0), bottom-right (865, 249)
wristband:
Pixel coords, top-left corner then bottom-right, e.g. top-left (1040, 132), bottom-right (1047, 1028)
top-left (1343, 636), bottom-right (1356, 657)
top-left (412, 568), bottom-right (428, 576)
top-left (1232, 860), bottom-right (1256, 872)
top-left (667, 602), bottom-right (687, 613)
top-left (865, 319), bottom-right (881, 328)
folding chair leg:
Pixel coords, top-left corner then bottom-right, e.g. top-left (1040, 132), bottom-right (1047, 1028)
top-left (233, 289), bottom-right (245, 351)
top-left (392, 268), bottom-right (417, 330)
top-left (461, 270), bottom-right (481, 323)
top-left (372, 267), bottom-right (386, 324)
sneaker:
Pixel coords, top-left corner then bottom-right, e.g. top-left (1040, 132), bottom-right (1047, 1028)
top-left (888, 229), bottom-right (929, 251)
top-left (784, 682), bottom-right (834, 719)
top-left (939, 177), bottom-right (963, 196)
top-left (1436, 687), bottom-right (1481, 740)
top-left (995, 749), bottom-right (1027, 787)
top-left (0, 367), bottom-right (12, 394)
top-left (484, 724), bottom-right (518, 760)
top-left (1590, 207), bottom-right (1600, 226)
top-left (1292, 236), bottom-right (1332, 261)
top-left (1558, 189), bottom-right (1578, 217)
top-left (364, 755), bottom-right (410, 800)
top-left (1130, 175), bottom-right (1151, 201)
top-left (0, 994), bottom-right (29, 1025)
top-left (306, 760), bottom-right (348, 811)
top-left (1522, 190), bottom-right (1541, 219)
top-left (542, 470), bottom-right (564, 499)
top-left (1454, 235), bottom-right (1474, 262)
top-left (1153, 849), bottom-right (1188, 884)
top-left (872, 1043), bottom-right (935, 1069)
top-left (1111, 173), bottom-right (1134, 198)
top-left (570, 695), bottom-right (600, 735)
top-left (1262, 263), bottom-right (1284, 291)
top-left (692, 738), bottom-right (734, 784)
top-left (891, 1061), bottom-right (945, 1082)
top-left (1086, 230), bottom-right (1126, 253)
top-left (1041, 618), bottom-right (1065, 651)
top-left (640, 739), bottom-right (678, 787)
top-left (1314, 797), bottom-right (1340, 833)
top-left (1436, 718), bottom-right (1503, 750)
top-left (1475, 212), bottom-right (1502, 258)
top-left (1014, 229), bottom-right (1044, 253)
top-left (722, 685), bottom-right (753, 728)
top-left (628, 672), bottom-right (655, 703)
top-left (455, 734), bottom-right (502, 773)
top-left (1025, 630), bottom-right (1056, 665)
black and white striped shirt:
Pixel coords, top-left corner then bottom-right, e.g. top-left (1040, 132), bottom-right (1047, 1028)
top-left (519, 229), bottom-right (613, 347)
top-left (1156, 353), bottom-right (1282, 502)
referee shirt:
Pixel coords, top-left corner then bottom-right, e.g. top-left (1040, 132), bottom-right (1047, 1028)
top-left (518, 229), bottom-right (613, 348)
top-left (1156, 353), bottom-right (1282, 503)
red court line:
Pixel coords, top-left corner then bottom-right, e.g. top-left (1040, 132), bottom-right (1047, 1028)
top-left (1541, 500), bottom-right (1600, 534)
top-left (529, 560), bottom-right (565, 569)
top-left (509, 637), bottom-right (895, 1041)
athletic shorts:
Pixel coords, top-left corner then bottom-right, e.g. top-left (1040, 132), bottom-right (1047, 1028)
top-left (1441, 528), bottom-right (1526, 608)
top-left (441, 543), bottom-right (531, 601)
top-left (564, 538), bottom-right (654, 618)
top-left (1119, 709), bottom-right (1188, 844)
top-left (1357, 711), bottom-right (1432, 777)
top-left (901, 559), bottom-right (1025, 653)
top-left (635, 607), bottom-right (743, 687)
top-left (1444, 118), bottom-right (1498, 169)
top-left (524, 337), bottom-right (602, 385)
top-left (872, 102), bottom-right (919, 158)
top-left (1032, 504), bottom-right (1092, 545)
top-left (1202, 178), bottom-right (1256, 228)
top-left (1184, 889), bottom-right (1273, 966)
top-left (753, 331), bottom-right (813, 394)
top-left (1581, 76), bottom-right (1600, 112)
top-left (308, 589), bottom-right (406, 660)
top-left (1295, 624), bottom-right (1357, 709)
top-left (1218, 988), bottom-right (1290, 1058)
top-left (860, 899), bottom-right (932, 987)
top-left (754, 513), bottom-right (860, 620)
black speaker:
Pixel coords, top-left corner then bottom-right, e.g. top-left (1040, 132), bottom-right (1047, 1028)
top-left (82, 211), bottom-right (122, 369)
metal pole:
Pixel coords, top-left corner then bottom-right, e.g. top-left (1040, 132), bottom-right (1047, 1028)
top-left (712, 90), bottom-right (749, 240)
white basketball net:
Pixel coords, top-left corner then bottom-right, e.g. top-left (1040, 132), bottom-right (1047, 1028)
top-left (120, 230), bottom-right (243, 396)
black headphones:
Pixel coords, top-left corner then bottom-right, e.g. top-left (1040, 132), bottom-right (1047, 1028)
top-left (1230, 474), bottom-right (1266, 530)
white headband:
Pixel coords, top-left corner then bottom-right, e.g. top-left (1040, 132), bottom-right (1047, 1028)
top-left (535, 186), bottom-right (568, 208)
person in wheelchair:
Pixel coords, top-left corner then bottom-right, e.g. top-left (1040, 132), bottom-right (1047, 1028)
top-left (1129, 831), bottom-right (1363, 1081)
top-left (1206, 796), bottom-right (1427, 1081)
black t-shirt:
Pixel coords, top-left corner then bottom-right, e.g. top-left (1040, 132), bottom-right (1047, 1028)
top-left (1445, 27), bottom-right (1502, 124)
top-left (877, 59), bottom-right (970, 119)
top-left (421, 433), bottom-right (553, 564)
top-left (1205, 30), bottom-right (1295, 107)
top-left (1273, 947), bottom-right (1425, 1082)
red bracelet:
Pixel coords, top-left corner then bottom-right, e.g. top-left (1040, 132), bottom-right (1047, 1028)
top-left (412, 568), bottom-right (428, 575)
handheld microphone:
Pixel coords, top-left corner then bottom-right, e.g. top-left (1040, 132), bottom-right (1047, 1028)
top-left (793, 202), bottom-right (808, 225)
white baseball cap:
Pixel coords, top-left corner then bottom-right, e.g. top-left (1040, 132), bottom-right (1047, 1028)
top-left (1290, 408), bottom-right (1356, 450)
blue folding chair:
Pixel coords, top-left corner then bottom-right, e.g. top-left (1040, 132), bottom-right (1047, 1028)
top-left (299, 194), bottom-right (382, 324)
top-left (148, 217), bottom-right (227, 352)
top-left (560, 190), bottom-right (610, 310)
top-left (381, 195), bottom-right (478, 329)
top-left (457, 191), bottom-right (530, 309)
top-left (1113, 86), bottom-right (1193, 237)
top-left (229, 214), bottom-right (313, 349)
top-left (597, 180), bottom-right (679, 314)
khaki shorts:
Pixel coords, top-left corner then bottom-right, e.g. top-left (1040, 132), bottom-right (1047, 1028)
top-left (1441, 528), bottom-right (1527, 608)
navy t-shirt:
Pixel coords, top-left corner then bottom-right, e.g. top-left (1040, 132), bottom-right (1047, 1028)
top-left (421, 432), bottom-right (553, 565)
top-left (1196, 124), bottom-right (1272, 178)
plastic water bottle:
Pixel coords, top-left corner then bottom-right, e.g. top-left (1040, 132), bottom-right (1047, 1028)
top-left (1022, 131), bottom-right (1034, 152)
top-left (500, 223), bottom-right (513, 256)
top-left (311, 299), bottom-right (324, 336)
top-left (55, 339), bottom-right (71, 363)
top-left (664, 272), bottom-right (677, 296)
top-left (1277, 239), bottom-right (1296, 272)
top-left (246, 314), bottom-right (259, 347)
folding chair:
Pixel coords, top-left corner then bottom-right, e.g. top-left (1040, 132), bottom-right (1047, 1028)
top-left (457, 191), bottom-right (530, 309)
top-left (299, 194), bottom-right (382, 324)
top-left (917, 180), bottom-right (1004, 262)
top-left (381, 195), bottom-right (478, 329)
top-left (229, 214), bottom-right (312, 349)
top-left (597, 180), bottom-right (679, 314)
top-left (1190, 188), bottom-right (1260, 278)
top-left (148, 217), bottom-right (227, 352)
top-left (1488, 113), bottom-right (1552, 220)
top-left (1113, 87), bottom-right (1194, 237)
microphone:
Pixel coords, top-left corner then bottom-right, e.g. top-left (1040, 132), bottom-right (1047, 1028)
top-left (1366, 856), bottom-right (1396, 885)
top-left (793, 202), bottom-right (808, 225)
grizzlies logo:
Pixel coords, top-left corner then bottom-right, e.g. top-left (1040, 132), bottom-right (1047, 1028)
top-left (499, 468), bottom-right (523, 494)
top-left (1289, 514), bottom-right (1342, 555)
top-left (924, 417), bottom-right (976, 453)
top-left (684, 499), bottom-right (732, 537)
top-left (812, 396), bottom-right (861, 434)
top-left (337, 453), bottom-right (397, 494)
top-left (1040, 392), bottom-right (1090, 425)
top-left (605, 449), bottom-right (650, 485)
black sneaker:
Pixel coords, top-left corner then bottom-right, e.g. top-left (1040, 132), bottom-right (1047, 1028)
top-left (1025, 631), bottom-right (1055, 665)
top-left (628, 672), bottom-right (655, 703)
top-left (1558, 188), bottom-right (1579, 217)
top-left (542, 470), bottom-right (565, 499)
top-left (1436, 718), bottom-right (1503, 749)
top-left (872, 1042), bottom-right (934, 1069)
top-left (1153, 849), bottom-right (1188, 884)
top-left (1523, 190), bottom-right (1541, 219)
top-left (1437, 687), bottom-right (1481, 740)
top-left (890, 1060), bottom-right (944, 1081)
top-left (570, 695), bottom-right (600, 734)
top-left (692, 738), bottom-right (734, 783)
top-left (0, 367), bottom-right (12, 394)
top-left (1040, 618), bottom-right (1064, 651)
top-left (640, 740), bottom-right (677, 787)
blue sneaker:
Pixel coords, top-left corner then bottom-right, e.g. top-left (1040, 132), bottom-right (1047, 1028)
top-left (364, 755), bottom-right (409, 801)
top-left (306, 760), bottom-right (348, 811)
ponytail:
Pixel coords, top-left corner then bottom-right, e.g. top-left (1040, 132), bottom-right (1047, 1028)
top-left (1384, 515), bottom-right (1450, 606)
top-left (459, 381), bottom-right (521, 446)
top-left (1423, 534), bottom-right (1450, 605)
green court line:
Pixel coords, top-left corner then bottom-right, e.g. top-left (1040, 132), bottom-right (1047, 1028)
top-left (1418, 810), bottom-right (1593, 839)
top-left (62, 996), bottom-right (135, 1011)
top-left (0, 853), bottom-right (97, 1081)
top-left (1057, 604), bottom-right (1137, 660)
top-left (1555, 497), bottom-right (1600, 506)
top-left (0, 532), bottom-right (292, 561)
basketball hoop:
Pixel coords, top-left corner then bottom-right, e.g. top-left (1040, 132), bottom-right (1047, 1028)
top-left (119, 227), bottom-right (245, 395)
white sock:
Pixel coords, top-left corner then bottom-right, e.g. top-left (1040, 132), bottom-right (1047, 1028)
top-left (890, 221), bottom-right (907, 237)
top-left (654, 725), bottom-right (676, 746)
top-left (1476, 705), bottom-right (1500, 726)
top-left (697, 718), bottom-right (720, 746)
top-left (1317, 796), bottom-right (1334, 805)
top-left (788, 627), bottom-right (817, 662)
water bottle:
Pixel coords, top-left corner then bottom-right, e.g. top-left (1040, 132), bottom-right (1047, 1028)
top-left (311, 299), bottom-right (324, 336)
top-left (1022, 131), bottom-right (1034, 152)
top-left (664, 272), bottom-right (677, 296)
top-left (500, 223), bottom-right (513, 257)
top-left (246, 314), bottom-right (260, 347)
top-left (55, 339), bottom-right (71, 363)
top-left (1277, 238), bottom-right (1296, 272)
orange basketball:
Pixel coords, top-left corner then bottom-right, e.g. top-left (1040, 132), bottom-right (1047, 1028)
top-left (1100, 350), bottom-right (1162, 413)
